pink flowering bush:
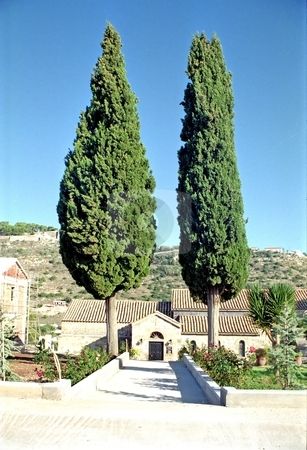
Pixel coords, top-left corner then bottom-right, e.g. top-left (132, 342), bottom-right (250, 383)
top-left (179, 343), bottom-right (247, 387)
top-left (34, 367), bottom-right (44, 382)
top-left (243, 346), bottom-right (257, 367)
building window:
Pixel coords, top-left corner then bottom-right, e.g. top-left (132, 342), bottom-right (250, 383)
top-left (150, 331), bottom-right (164, 339)
top-left (239, 340), bottom-right (245, 357)
top-left (10, 287), bottom-right (15, 302)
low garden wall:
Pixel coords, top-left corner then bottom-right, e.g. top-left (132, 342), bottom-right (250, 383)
top-left (182, 354), bottom-right (221, 405)
top-left (221, 386), bottom-right (307, 408)
top-left (183, 354), bottom-right (307, 409)
top-left (0, 352), bottom-right (129, 400)
top-left (72, 351), bottom-right (129, 397)
top-left (0, 379), bottom-right (71, 400)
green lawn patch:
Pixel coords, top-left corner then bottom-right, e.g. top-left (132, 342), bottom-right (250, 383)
top-left (236, 365), bottom-right (307, 390)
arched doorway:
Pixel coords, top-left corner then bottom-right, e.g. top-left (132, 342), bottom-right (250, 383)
top-left (149, 331), bottom-right (164, 360)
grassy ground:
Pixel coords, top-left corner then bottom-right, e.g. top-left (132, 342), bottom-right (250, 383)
top-left (237, 365), bottom-right (307, 390)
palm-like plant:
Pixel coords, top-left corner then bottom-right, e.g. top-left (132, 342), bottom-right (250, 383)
top-left (248, 283), bottom-right (295, 344)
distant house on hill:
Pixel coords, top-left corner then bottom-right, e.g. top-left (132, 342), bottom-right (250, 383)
top-left (0, 258), bottom-right (30, 343)
top-left (264, 247), bottom-right (284, 253)
top-left (58, 288), bottom-right (307, 359)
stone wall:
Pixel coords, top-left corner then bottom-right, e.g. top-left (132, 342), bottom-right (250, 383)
top-left (58, 322), bottom-right (108, 354)
top-left (59, 317), bottom-right (272, 359)
top-left (180, 333), bottom-right (271, 354)
top-left (58, 322), bottom-right (130, 354)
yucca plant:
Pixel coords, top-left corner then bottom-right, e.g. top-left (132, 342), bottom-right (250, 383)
top-left (249, 283), bottom-right (295, 344)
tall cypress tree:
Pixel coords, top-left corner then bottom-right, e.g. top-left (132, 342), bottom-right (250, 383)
top-left (57, 24), bottom-right (156, 355)
top-left (177, 33), bottom-right (249, 346)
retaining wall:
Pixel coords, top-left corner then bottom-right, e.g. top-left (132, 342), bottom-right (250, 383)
top-left (183, 354), bottom-right (307, 409)
top-left (72, 352), bottom-right (129, 397)
top-left (0, 379), bottom-right (71, 400)
top-left (0, 352), bottom-right (129, 401)
top-left (221, 386), bottom-right (307, 408)
top-left (182, 354), bottom-right (221, 405)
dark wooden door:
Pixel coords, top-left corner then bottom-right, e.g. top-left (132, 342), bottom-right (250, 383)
top-left (149, 341), bottom-right (164, 360)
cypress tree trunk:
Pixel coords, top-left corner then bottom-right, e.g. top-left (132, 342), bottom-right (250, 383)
top-left (207, 287), bottom-right (220, 347)
top-left (105, 297), bottom-right (118, 356)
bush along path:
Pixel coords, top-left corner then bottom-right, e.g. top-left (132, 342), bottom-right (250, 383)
top-left (33, 347), bottom-right (111, 385)
top-left (179, 342), bottom-right (307, 389)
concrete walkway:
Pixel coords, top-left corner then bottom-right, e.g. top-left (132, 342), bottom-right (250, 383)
top-left (94, 359), bottom-right (209, 404)
top-left (1, 359), bottom-right (306, 450)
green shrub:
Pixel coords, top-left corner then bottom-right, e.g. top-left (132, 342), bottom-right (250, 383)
top-left (255, 348), bottom-right (267, 358)
top-left (0, 315), bottom-right (19, 380)
top-left (200, 346), bottom-right (245, 386)
top-left (269, 305), bottom-right (303, 389)
top-left (129, 347), bottom-right (140, 360)
top-left (62, 347), bottom-right (110, 385)
top-left (34, 349), bottom-right (58, 381)
top-left (180, 344), bottom-right (247, 387)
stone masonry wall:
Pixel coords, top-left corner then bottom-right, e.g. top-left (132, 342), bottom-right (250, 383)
top-left (180, 333), bottom-right (271, 354)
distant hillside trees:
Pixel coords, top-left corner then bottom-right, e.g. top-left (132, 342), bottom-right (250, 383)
top-left (0, 222), bottom-right (56, 236)
top-left (57, 24), bottom-right (156, 355)
top-left (177, 33), bottom-right (249, 346)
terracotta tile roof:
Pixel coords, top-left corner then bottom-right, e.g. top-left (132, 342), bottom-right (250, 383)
top-left (295, 289), bottom-right (307, 310)
top-left (172, 289), bottom-right (207, 311)
top-left (0, 257), bottom-right (28, 279)
top-left (62, 299), bottom-right (172, 324)
top-left (133, 310), bottom-right (181, 328)
top-left (172, 288), bottom-right (307, 312)
top-left (180, 315), bottom-right (260, 335)
top-left (62, 299), bottom-right (106, 323)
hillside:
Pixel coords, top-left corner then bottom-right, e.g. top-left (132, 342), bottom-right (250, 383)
top-left (0, 221), bottom-right (57, 235)
top-left (1, 240), bottom-right (306, 310)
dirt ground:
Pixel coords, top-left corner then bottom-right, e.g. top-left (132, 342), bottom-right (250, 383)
top-left (8, 357), bottom-right (43, 382)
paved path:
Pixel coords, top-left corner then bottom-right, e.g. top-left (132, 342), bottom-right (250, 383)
top-left (93, 360), bottom-right (209, 403)
top-left (1, 359), bottom-right (306, 450)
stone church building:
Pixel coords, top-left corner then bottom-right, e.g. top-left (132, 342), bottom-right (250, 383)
top-left (58, 288), bottom-right (307, 359)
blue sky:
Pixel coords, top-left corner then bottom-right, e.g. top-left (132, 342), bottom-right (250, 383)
top-left (0, 0), bottom-right (306, 251)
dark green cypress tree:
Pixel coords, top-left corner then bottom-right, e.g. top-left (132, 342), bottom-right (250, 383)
top-left (57, 24), bottom-right (156, 355)
top-left (177, 33), bottom-right (249, 346)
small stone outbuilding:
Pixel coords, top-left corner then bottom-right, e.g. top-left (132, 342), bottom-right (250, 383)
top-left (0, 257), bottom-right (31, 343)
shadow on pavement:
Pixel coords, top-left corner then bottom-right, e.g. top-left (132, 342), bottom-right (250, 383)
top-left (121, 365), bottom-right (171, 374)
top-left (169, 361), bottom-right (209, 404)
top-left (96, 388), bottom-right (182, 402)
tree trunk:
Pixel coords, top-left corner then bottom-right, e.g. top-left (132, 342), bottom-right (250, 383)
top-left (207, 286), bottom-right (220, 347)
top-left (105, 296), bottom-right (118, 356)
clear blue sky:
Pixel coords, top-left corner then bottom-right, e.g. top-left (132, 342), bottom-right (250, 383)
top-left (0, 0), bottom-right (306, 251)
